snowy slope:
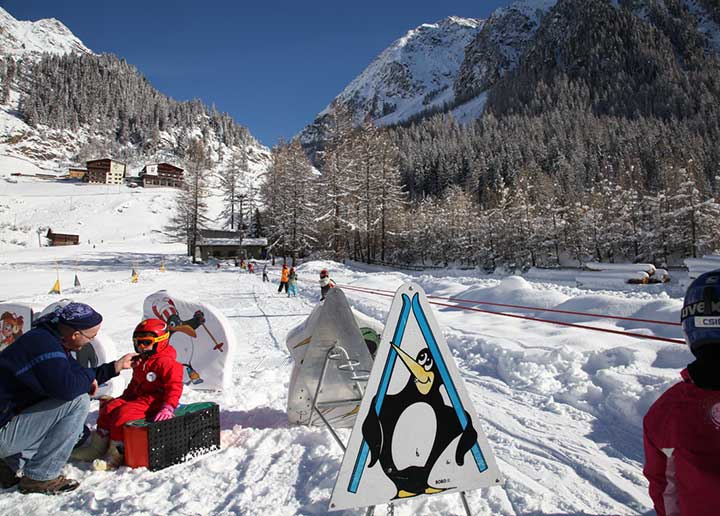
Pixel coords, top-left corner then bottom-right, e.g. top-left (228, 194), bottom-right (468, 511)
top-left (299, 16), bottom-right (482, 145)
top-left (298, 0), bottom-right (559, 145)
top-left (0, 7), bottom-right (93, 174)
top-left (300, 0), bottom-right (720, 146)
top-left (0, 188), bottom-right (692, 516)
top-left (0, 7), bottom-right (90, 58)
top-left (330, 16), bottom-right (483, 126)
top-left (0, 174), bottom-right (261, 250)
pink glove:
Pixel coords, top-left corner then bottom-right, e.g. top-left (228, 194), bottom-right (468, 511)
top-left (153, 404), bottom-right (175, 422)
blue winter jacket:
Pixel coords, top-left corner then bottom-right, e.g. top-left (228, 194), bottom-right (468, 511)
top-left (0, 324), bottom-right (118, 428)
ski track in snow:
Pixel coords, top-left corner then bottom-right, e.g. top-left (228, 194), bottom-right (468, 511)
top-left (0, 244), bottom-right (678, 516)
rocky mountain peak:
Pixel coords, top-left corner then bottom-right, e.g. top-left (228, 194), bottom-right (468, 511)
top-left (0, 7), bottom-right (90, 59)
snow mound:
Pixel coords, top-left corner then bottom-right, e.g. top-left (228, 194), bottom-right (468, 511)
top-left (453, 275), bottom-right (569, 313)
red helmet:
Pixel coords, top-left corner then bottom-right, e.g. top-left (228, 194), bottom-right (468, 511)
top-left (133, 318), bottom-right (170, 355)
top-left (320, 268), bottom-right (329, 278)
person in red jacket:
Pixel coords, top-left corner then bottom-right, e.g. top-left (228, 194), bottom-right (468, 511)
top-left (643, 269), bottom-right (720, 516)
top-left (72, 318), bottom-right (183, 470)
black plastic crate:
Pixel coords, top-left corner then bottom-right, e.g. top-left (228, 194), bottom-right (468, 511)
top-left (124, 402), bottom-right (220, 471)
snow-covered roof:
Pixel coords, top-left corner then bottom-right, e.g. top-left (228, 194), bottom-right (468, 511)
top-left (200, 238), bottom-right (241, 246)
top-left (198, 237), bottom-right (268, 247)
top-left (241, 238), bottom-right (267, 246)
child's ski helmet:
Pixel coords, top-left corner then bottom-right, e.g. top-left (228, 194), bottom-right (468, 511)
top-left (132, 318), bottom-right (170, 355)
top-left (681, 269), bottom-right (720, 353)
top-left (320, 268), bottom-right (329, 278)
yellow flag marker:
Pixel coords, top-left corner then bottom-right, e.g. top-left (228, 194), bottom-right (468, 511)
top-left (49, 279), bottom-right (61, 294)
top-left (49, 260), bottom-right (61, 294)
top-left (160, 256), bottom-right (165, 272)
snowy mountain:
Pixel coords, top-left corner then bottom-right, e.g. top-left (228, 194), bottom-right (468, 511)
top-left (0, 7), bottom-right (270, 190)
top-left (454, 0), bottom-right (556, 102)
top-left (300, 0), bottom-right (720, 151)
top-left (299, 16), bottom-right (483, 147)
top-left (0, 7), bottom-right (90, 58)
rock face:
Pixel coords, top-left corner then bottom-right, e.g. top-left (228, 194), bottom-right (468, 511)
top-left (454, 0), bottom-right (556, 102)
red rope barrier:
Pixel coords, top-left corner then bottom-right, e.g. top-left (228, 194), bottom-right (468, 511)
top-left (337, 284), bottom-right (685, 345)
top-left (337, 284), bottom-right (681, 326)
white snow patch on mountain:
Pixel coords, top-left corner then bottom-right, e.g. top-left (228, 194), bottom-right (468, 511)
top-left (316, 16), bottom-right (483, 126)
top-left (451, 91), bottom-right (488, 125)
top-left (0, 7), bottom-right (90, 58)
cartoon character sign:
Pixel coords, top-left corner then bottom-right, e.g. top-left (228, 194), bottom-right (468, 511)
top-left (329, 283), bottom-right (502, 512)
top-left (0, 304), bottom-right (32, 351)
top-left (143, 290), bottom-right (234, 391)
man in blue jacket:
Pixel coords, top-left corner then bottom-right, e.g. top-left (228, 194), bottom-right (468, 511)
top-left (0, 302), bottom-right (136, 494)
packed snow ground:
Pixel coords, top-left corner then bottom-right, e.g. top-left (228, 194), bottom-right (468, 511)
top-left (0, 238), bottom-right (688, 515)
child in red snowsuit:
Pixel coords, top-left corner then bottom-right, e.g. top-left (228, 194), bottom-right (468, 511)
top-left (73, 318), bottom-right (183, 469)
top-left (643, 269), bottom-right (720, 516)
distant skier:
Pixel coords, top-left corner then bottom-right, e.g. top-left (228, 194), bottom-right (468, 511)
top-left (262, 264), bottom-right (269, 282)
top-left (278, 264), bottom-right (289, 293)
top-left (287, 267), bottom-right (298, 297)
top-left (248, 261), bottom-right (255, 274)
top-left (643, 269), bottom-right (720, 516)
top-left (319, 269), bottom-right (335, 301)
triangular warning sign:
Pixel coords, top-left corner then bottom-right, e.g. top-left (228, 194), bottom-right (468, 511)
top-left (48, 279), bottom-right (61, 295)
top-left (329, 282), bottom-right (502, 511)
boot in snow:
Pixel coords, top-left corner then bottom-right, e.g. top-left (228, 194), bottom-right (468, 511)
top-left (92, 440), bottom-right (124, 471)
top-left (70, 431), bottom-right (109, 462)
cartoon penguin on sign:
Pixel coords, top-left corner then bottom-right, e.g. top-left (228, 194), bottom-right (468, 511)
top-left (361, 344), bottom-right (478, 499)
top-left (151, 296), bottom-right (206, 384)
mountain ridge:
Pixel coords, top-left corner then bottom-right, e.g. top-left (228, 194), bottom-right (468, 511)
top-left (299, 0), bottom-right (720, 153)
top-left (0, 7), bottom-right (269, 182)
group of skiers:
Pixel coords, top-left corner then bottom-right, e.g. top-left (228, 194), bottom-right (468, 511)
top-left (231, 257), bottom-right (335, 300)
top-left (274, 264), bottom-right (335, 299)
top-left (232, 259), bottom-right (256, 274)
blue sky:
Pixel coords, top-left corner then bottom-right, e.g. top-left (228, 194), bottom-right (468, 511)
top-left (2, 1), bottom-right (508, 146)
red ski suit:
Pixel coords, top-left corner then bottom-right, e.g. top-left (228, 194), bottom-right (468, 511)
top-left (643, 368), bottom-right (720, 516)
top-left (97, 344), bottom-right (183, 441)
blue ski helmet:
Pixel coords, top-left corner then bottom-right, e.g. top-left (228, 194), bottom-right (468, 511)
top-left (681, 269), bottom-right (720, 352)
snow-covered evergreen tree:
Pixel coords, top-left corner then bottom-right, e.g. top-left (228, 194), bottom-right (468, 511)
top-left (167, 138), bottom-right (210, 262)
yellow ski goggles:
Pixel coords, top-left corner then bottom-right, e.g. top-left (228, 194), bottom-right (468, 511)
top-left (132, 332), bottom-right (169, 349)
